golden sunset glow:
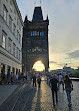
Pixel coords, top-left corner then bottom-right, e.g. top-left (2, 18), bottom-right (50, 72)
top-left (33, 61), bottom-right (45, 71)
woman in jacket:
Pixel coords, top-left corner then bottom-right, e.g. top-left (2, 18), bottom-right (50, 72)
top-left (64, 75), bottom-right (73, 107)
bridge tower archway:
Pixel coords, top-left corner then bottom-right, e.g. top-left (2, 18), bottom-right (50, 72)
top-left (22, 7), bottom-right (49, 73)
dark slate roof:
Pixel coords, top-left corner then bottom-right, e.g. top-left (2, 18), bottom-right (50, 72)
top-left (32, 7), bottom-right (43, 21)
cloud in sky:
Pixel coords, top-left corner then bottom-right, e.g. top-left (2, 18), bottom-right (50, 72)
top-left (16, 0), bottom-right (79, 69)
top-left (67, 50), bottom-right (79, 58)
top-left (49, 61), bottom-right (57, 64)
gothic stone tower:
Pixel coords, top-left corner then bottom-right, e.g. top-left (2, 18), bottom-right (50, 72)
top-left (22, 7), bottom-right (49, 72)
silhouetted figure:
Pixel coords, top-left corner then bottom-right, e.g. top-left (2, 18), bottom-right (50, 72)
top-left (11, 72), bottom-right (13, 83)
top-left (33, 74), bottom-right (36, 87)
top-left (50, 74), bottom-right (58, 107)
top-left (23, 72), bottom-right (26, 81)
top-left (37, 75), bottom-right (41, 88)
top-left (58, 73), bottom-right (64, 90)
top-left (16, 73), bottom-right (19, 83)
top-left (64, 75), bottom-right (73, 107)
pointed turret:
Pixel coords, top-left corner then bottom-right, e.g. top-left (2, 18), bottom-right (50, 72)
top-left (46, 15), bottom-right (49, 25)
top-left (46, 15), bottom-right (49, 21)
top-left (24, 15), bottom-right (28, 28)
top-left (24, 15), bottom-right (28, 21)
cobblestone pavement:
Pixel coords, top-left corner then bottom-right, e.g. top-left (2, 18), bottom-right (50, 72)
top-left (0, 84), bottom-right (19, 105)
top-left (0, 77), bottom-right (79, 111)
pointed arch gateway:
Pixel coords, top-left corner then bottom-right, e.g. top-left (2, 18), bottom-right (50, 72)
top-left (25, 53), bottom-right (49, 72)
top-left (31, 57), bottom-right (47, 71)
top-left (33, 61), bottom-right (45, 71)
top-left (22, 7), bottom-right (49, 72)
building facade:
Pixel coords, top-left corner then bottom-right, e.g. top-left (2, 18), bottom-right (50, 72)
top-left (0, 0), bottom-right (23, 81)
top-left (22, 7), bottom-right (49, 72)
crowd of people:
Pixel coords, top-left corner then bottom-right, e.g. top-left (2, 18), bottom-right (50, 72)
top-left (1, 71), bottom-right (73, 108)
top-left (1, 72), bottom-right (28, 84)
top-left (31, 72), bottom-right (73, 108)
top-left (1, 71), bottom-right (42, 85)
top-left (48, 73), bottom-right (73, 107)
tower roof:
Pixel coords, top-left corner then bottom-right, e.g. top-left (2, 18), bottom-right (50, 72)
top-left (32, 7), bottom-right (43, 21)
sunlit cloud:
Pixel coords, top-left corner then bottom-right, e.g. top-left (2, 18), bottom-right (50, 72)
top-left (67, 50), bottom-right (79, 58)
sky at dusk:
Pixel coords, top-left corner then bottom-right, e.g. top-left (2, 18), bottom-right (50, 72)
top-left (16, 0), bottom-right (79, 71)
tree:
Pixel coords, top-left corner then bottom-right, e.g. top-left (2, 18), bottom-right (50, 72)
top-left (73, 70), bottom-right (79, 77)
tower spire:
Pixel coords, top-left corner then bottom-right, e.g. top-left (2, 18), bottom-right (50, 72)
top-left (32, 7), bottom-right (43, 21)
top-left (40, 0), bottom-right (41, 5)
top-left (34, 1), bottom-right (36, 7)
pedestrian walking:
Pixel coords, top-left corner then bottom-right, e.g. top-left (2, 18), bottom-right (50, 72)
top-left (16, 73), bottom-right (19, 83)
top-left (10, 72), bottom-right (13, 83)
top-left (33, 74), bottom-right (36, 87)
top-left (64, 75), bottom-right (73, 107)
top-left (58, 73), bottom-right (64, 90)
top-left (50, 74), bottom-right (58, 107)
top-left (23, 72), bottom-right (26, 81)
top-left (37, 75), bottom-right (41, 88)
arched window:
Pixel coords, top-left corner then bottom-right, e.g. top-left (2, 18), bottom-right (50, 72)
top-left (33, 31), bottom-right (35, 36)
top-left (42, 32), bottom-right (44, 36)
top-left (40, 32), bottom-right (42, 36)
top-left (31, 32), bottom-right (32, 36)
top-left (40, 32), bottom-right (44, 36)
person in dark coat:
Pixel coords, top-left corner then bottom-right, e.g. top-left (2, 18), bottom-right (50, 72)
top-left (50, 74), bottom-right (58, 107)
top-left (37, 75), bottom-right (41, 88)
top-left (33, 74), bottom-right (36, 87)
